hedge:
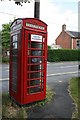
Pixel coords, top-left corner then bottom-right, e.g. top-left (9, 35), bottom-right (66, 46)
top-left (2, 57), bottom-right (9, 63)
top-left (2, 49), bottom-right (80, 63)
top-left (48, 49), bottom-right (80, 62)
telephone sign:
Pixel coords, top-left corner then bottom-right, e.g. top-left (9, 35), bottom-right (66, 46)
top-left (9, 18), bottom-right (47, 105)
top-left (31, 34), bottom-right (42, 42)
top-left (26, 23), bottom-right (45, 30)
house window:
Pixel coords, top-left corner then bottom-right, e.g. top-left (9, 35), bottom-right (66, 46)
top-left (76, 39), bottom-right (80, 49)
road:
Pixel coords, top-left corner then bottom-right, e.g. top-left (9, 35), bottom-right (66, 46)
top-left (0, 62), bottom-right (78, 92)
top-left (27, 62), bottom-right (78, 118)
top-left (0, 62), bottom-right (79, 118)
top-left (47, 62), bottom-right (78, 76)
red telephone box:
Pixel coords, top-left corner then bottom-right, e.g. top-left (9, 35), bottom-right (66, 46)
top-left (9, 18), bottom-right (47, 105)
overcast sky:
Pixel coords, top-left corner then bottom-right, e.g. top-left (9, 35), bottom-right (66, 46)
top-left (0, 0), bottom-right (79, 45)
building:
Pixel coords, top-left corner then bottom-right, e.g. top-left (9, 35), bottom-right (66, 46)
top-left (51, 44), bottom-right (62, 49)
top-left (55, 24), bottom-right (80, 49)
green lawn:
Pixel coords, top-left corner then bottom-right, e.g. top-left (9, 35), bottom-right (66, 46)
top-left (69, 77), bottom-right (80, 119)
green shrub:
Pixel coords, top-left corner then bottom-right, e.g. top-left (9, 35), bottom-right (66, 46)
top-left (48, 49), bottom-right (80, 62)
top-left (2, 57), bottom-right (9, 63)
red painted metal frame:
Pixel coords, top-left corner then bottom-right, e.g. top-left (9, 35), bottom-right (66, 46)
top-left (9, 18), bottom-right (47, 105)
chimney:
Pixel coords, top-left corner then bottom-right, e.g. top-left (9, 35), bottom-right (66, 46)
top-left (62, 24), bottom-right (66, 31)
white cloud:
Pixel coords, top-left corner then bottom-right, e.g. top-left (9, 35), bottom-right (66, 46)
top-left (0, 0), bottom-right (34, 28)
top-left (0, 0), bottom-right (78, 45)
top-left (40, 0), bottom-right (78, 45)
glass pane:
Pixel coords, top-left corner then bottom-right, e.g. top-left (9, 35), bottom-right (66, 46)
top-left (31, 57), bottom-right (42, 63)
top-left (28, 64), bottom-right (44, 71)
top-left (13, 42), bottom-right (18, 49)
top-left (28, 57), bottom-right (42, 64)
top-left (28, 72), bottom-right (43, 79)
top-left (12, 63), bottom-right (17, 91)
top-left (29, 87), bottom-right (41, 94)
top-left (12, 49), bottom-right (18, 55)
top-left (12, 71), bottom-right (17, 79)
top-left (12, 77), bottom-right (17, 85)
top-left (12, 63), bottom-right (18, 70)
top-left (31, 50), bottom-right (42, 56)
top-left (13, 35), bottom-right (17, 42)
top-left (11, 34), bottom-right (19, 92)
top-left (12, 83), bottom-right (17, 92)
top-left (27, 80), bottom-right (41, 86)
top-left (28, 42), bottom-right (30, 48)
top-left (31, 42), bottom-right (42, 49)
top-left (12, 56), bottom-right (18, 63)
top-left (31, 64), bottom-right (43, 71)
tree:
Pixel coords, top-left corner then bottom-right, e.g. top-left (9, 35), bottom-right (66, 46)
top-left (0, 30), bottom-right (2, 56)
top-left (48, 45), bottom-right (51, 50)
top-left (1, 23), bottom-right (10, 56)
top-left (1, 0), bottom-right (31, 6)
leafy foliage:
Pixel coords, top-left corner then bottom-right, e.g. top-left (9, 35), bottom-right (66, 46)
top-left (1, 0), bottom-right (31, 6)
top-left (1, 23), bottom-right (11, 57)
top-left (48, 45), bottom-right (51, 50)
top-left (0, 30), bottom-right (2, 55)
top-left (2, 23), bottom-right (10, 49)
top-left (48, 49), bottom-right (80, 62)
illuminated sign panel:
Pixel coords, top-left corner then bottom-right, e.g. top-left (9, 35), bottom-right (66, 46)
top-left (26, 23), bottom-right (45, 30)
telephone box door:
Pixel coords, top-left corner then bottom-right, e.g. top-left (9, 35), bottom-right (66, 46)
top-left (23, 30), bottom-right (47, 103)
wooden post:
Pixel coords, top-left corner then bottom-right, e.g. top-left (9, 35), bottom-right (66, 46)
top-left (34, 0), bottom-right (40, 19)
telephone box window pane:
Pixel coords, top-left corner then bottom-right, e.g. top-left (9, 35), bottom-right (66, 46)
top-left (31, 58), bottom-right (42, 63)
top-left (28, 57), bottom-right (42, 64)
top-left (12, 83), bottom-right (17, 92)
top-left (29, 87), bottom-right (41, 94)
top-left (31, 72), bottom-right (41, 79)
top-left (31, 50), bottom-right (42, 56)
top-left (28, 50), bottom-right (42, 56)
top-left (12, 63), bottom-right (17, 70)
top-left (28, 57), bottom-right (45, 64)
top-left (28, 42), bottom-right (30, 48)
top-left (27, 80), bottom-right (41, 86)
top-left (12, 68), bottom-right (17, 92)
top-left (31, 42), bottom-right (42, 49)
top-left (12, 71), bottom-right (17, 79)
top-left (13, 35), bottom-right (17, 42)
top-left (28, 72), bottom-right (43, 79)
top-left (31, 64), bottom-right (44, 71)
top-left (12, 77), bottom-right (17, 85)
top-left (12, 49), bottom-right (18, 55)
top-left (11, 34), bottom-right (19, 92)
top-left (28, 64), bottom-right (44, 71)
top-left (12, 56), bottom-right (18, 63)
top-left (13, 42), bottom-right (18, 49)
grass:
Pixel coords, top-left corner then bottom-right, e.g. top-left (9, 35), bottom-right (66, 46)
top-left (69, 77), bottom-right (80, 119)
top-left (2, 86), bottom-right (54, 119)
